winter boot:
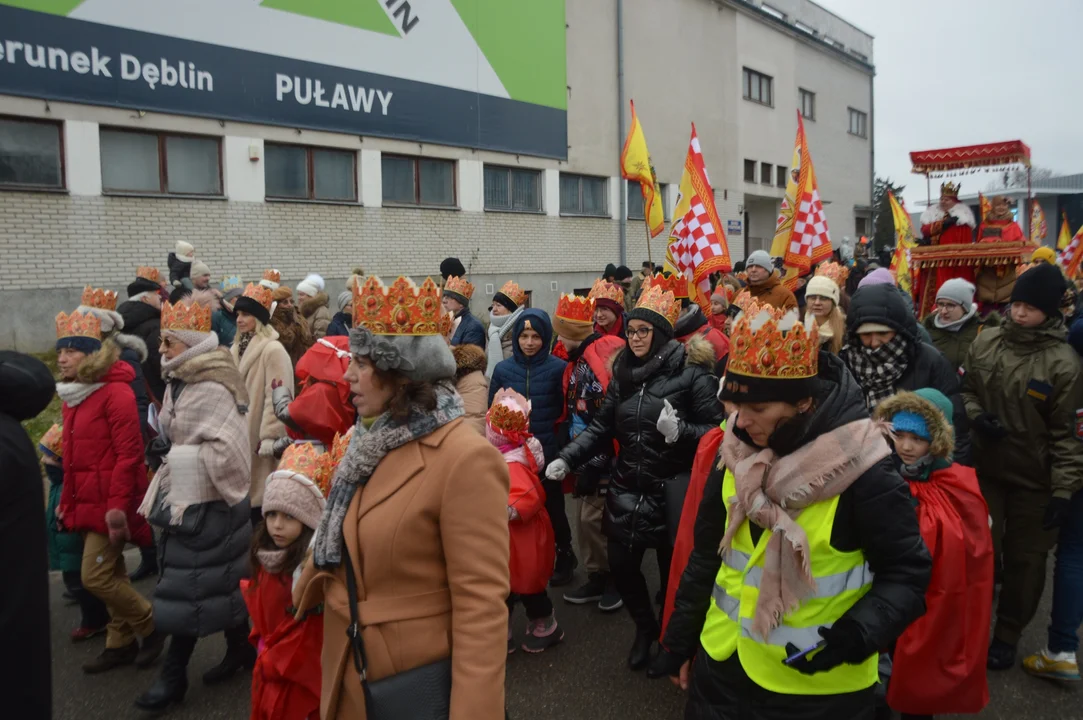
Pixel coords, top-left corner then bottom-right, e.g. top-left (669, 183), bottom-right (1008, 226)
top-left (598, 577), bottom-right (623, 613)
top-left (563, 572), bottom-right (606, 604)
top-left (628, 628), bottom-right (656, 671)
top-left (987, 638), bottom-right (1017, 671)
top-left (134, 646), bottom-right (190, 711)
top-left (130, 545), bottom-right (159, 582)
top-left (82, 642), bottom-right (138, 674)
top-left (521, 614), bottom-right (564, 654)
top-left (549, 545), bottom-right (578, 587)
top-left (202, 624), bottom-right (257, 685)
top-left (1023, 647), bottom-right (1080, 681)
top-left (135, 628), bottom-right (168, 668)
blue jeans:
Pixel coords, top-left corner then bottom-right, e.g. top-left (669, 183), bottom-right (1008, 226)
top-left (1049, 490), bottom-right (1083, 654)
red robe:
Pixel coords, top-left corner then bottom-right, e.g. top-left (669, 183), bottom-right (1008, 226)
top-left (978, 216), bottom-right (1024, 244)
top-left (242, 569), bottom-right (323, 720)
top-left (920, 203), bottom-right (977, 288)
top-left (505, 447), bottom-right (555, 595)
top-left (286, 336), bottom-right (356, 447)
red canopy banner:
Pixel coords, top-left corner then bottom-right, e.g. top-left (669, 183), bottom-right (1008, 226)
top-left (910, 140), bottom-right (1031, 175)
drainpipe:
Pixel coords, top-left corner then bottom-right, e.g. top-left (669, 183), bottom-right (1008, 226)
top-left (868, 66), bottom-right (875, 249)
top-left (617, 0), bottom-right (627, 265)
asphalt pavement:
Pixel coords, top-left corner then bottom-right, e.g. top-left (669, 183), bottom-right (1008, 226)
top-left (50, 534), bottom-right (1080, 719)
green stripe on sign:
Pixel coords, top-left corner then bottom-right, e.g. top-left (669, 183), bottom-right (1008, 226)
top-left (0, 0), bottom-right (86, 15)
top-left (260, 0), bottom-right (399, 38)
top-left (450, 0), bottom-right (567, 110)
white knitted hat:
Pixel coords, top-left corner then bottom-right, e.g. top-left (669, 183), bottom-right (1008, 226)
top-left (174, 241), bottom-right (195, 263)
top-left (805, 275), bottom-right (840, 305)
top-left (263, 469), bottom-right (326, 531)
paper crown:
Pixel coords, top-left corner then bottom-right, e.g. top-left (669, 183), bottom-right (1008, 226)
top-left (136, 266), bottom-right (161, 284)
top-left (439, 310), bottom-right (455, 340)
top-left (221, 275), bottom-right (243, 293)
top-left (488, 388), bottom-right (531, 437)
top-left (726, 299), bottom-right (818, 380)
top-left (496, 281), bottom-right (528, 307)
top-left (588, 278), bottom-right (625, 306)
top-left (643, 272), bottom-right (690, 300)
top-left (56, 310), bottom-right (102, 341)
top-left (81, 286), bottom-right (118, 312)
top-left (634, 285), bottom-right (680, 327)
top-left (555, 293), bottom-right (595, 324)
top-left (353, 275), bottom-right (444, 335)
top-left (940, 181), bottom-right (961, 199)
top-left (444, 275), bottom-right (475, 301)
top-left (161, 298), bottom-right (213, 333)
top-left (814, 262), bottom-right (850, 289)
top-left (39, 423), bottom-right (63, 458)
top-left (330, 429), bottom-right (352, 470)
top-left (242, 283), bottom-right (274, 310)
top-left (262, 269), bottom-right (281, 284)
top-left (733, 290), bottom-right (752, 312)
top-left (278, 442), bottom-right (333, 497)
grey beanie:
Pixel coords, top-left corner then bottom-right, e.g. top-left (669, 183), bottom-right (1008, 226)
top-left (337, 290), bottom-right (353, 313)
top-left (936, 278), bottom-right (976, 311)
top-left (746, 250), bottom-right (774, 272)
top-left (348, 326), bottom-right (456, 383)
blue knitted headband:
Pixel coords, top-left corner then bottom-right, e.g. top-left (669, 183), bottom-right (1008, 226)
top-left (891, 411), bottom-right (930, 441)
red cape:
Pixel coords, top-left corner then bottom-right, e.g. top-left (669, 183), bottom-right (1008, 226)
top-left (507, 452), bottom-right (555, 595)
top-left (286, 336), bottom-right (356, 446)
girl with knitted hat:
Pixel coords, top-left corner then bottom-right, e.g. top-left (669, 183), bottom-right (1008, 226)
top-left (244, 442), bottom-right (329, 720)
top-left (488, 389), bottom-right (563, 653)
top-left (875, 388), bottom-right (993, 717)
top-left (804, 274), bottom-right (846, 355)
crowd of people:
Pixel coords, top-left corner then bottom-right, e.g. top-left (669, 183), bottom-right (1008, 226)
top-left (3, 210), bottom-right (1083, 719)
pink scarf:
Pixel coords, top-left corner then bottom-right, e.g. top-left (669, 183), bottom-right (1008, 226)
top-left (719, 413), bottom-right (890, 641)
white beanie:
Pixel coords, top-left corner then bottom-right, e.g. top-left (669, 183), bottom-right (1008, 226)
top-left (191, 260), bottom-right (211, 279)
top-left (174, 241), bottom-right (195, 263)
top-left (297, 273), bottom-right (325, 298)
top-left (77, 306), bottom-right (125, 335)
top-left (936, 278), bottom-right (976, 312)
top-left (805, 275), bottom-right (840, 305)
top-left (745, 250), bottom-right (774, 272)
top-left (263, 469), bottom-right (326, 531)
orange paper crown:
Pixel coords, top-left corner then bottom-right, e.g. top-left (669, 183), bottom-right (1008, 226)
top-left (555, 293), bottom-right (595, 324)
top-left (39, 423), bottom-right (63, 457)
top-left (634, 285), bottom-right (680, 328)
top-left (161, 299), bottom-right (213, 333)
top-left (727, 299), bottom-right (818, 380)
top-left (81, 286), bottom-right (119, 312)
top-left (136, 267), bottom-right (161, 284)
top-left (242, 283), bottom-right (274, 310)
top-left (326, 428), bottom-right (353, 493)
top-left (814, 262), bottom-right (850, 289)
top-left (588, 278), bottom-right (625, 307)
top-left (56, 310), bottom-right (102, 341)
top-left (733, 290), bottom-right (753, 312)
top-left (444, 275), bottom-right (475, 301)
top-left (262, 269), bottom-right (281, 284)
top-left (643, 272), bottom-right (690, 300)
top-left (278, 442), bottom-right (333, 497)
top-left (353, 275), bottom-right (444, 335)
top-left (496, 281), bottom-right (528, 307)
top-left (438, 310), bottom-right (455, 340)
top-left (940, 181), bottom-right (961, 200)
top-left (488, 388), bottom-right (531, 437)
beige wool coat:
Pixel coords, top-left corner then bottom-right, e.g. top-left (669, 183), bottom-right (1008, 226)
top-left (231, 329), bottom-right (293, 505)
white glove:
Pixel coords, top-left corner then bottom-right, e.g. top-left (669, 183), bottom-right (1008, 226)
top-left (258, 438), bottom-right (277, 458)
top-left (507, 506), bottom-right (520, 522)
top-left (546, 459), bottom-right (570, 482)
top-left (656, 400), bottom-right (682, 444)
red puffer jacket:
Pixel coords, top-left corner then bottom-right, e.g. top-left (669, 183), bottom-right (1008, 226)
top-left (60, 360), bottom-right (152, 545)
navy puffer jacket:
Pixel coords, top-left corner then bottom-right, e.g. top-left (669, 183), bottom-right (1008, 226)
top-left (488, 309), bottom-right (567, 466)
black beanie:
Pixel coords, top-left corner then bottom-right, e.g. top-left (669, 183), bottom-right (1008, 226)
top-left (127, 277), bottom-right (161, 298)
top-left (234, 295), bottom-right (271, 326)
top-left (603, 263), bottom-right (618, 280)
top-left (440, 257), bottom-right (466, 281)
top-left (615, 265), bottom-right (634, 281)
top-left (1011, 262), bottom-right (1066, 319)
top-left (627, 306), bottom-right (674, 341)
top-left (492, 292), bottom-right (519, 313)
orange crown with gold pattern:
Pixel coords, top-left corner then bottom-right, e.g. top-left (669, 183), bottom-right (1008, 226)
top-left (940, 181), bottom-right (961, 200)
top-left (56, 309), bottom-right (102, 341)
top-left (443, 275), bottom-right (475, 302)
top-left (161, 298), bottom-right (213, 333)
top-left (633, 284), bottom-right (680, 328)
top-left (278, 442), bottom-right (334, 497)
top-left (136, 267), bottom-right (162, 285)
top-left (241, 283), bottom-right (274, 311)
top-left (438, 310), bottom-right (456, 341)
top-left (262, 269), bottom-right (281, 284)
top-left (81, 286), bottom-right (119, 312)
top-left (487, 388), bottom-right (532, 442)
top-left (814, 262), bottom-right (850, 289)
top-left (726, 299), bottom-right (818, 381)
top-left (643, 272), bottom-right (690, 300)
top-left (325, 428), bottom-right (354, 492)
top-left (555, 294), bottom-right (595, 325)
top-left (39, 423), bottom-right (63, 458)
top-left (353, 275), bottom-right (443, 336)
top-left (733, 290), bottom-right (753, 312)
top-left (496, 281), bottom-right (527, 307)
top-left (588, 278), bottom-right (625, 308)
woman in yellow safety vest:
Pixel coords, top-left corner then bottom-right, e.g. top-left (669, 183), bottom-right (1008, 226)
top-left (653, 299), bottom-right (932, 720)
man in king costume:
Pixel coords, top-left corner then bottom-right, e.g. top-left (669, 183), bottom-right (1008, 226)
top-left (978, 195), bottom-right (1024, 243)
top-left (920, 181), bottom-right (977, 286)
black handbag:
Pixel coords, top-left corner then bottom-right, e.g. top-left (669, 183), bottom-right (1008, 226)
top-left (342, 546), bottom-right (451, 719)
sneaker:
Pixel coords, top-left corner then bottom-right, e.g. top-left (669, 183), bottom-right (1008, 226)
top-left (549, 547), bottom-right (579, 588)
top-left (598, 581), bottom-right (623, 613)
top-left (521, 615), bottom-right (565, 654)
top-left (1023, 647), bottom-right (1080, 681)
top-left (82, 642), bottom-right (138, 674)
top-left (987, 638), bottom-right (1016, 671)
top-left (563, 573), bottom-right (605, 604)
top-left (135, 628), bottom-right (167, 669)
top-left (70, 625), bottom-right (107, 643)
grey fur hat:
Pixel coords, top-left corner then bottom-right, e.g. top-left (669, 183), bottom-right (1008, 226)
top-left (348, 326), bottom-right (456, 383)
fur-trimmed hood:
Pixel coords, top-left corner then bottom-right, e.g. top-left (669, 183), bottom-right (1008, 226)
top-left (76, 339), bottom-right (123, 384)
top-left (684, 333), bottom-right (715, 371)
top-left (874, 390), bottom-right (954, 460)
top-left (300, 291), bottom-right (329, 318)
top-left (111, 332), bottom-right (148, 362)
top-left (452, 343), bottom-right (487, 381)
top-left (920, 202), bottom-right (976, 229)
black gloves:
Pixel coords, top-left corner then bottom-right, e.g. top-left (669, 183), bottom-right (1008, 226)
top-left (972, 412), bottom-right (1009, 439)
top-left (146, 436), bottom-right (171, 471)
top-left (647, 646), bottom-right (685, 680)
top-left (1043, 496), bottom-right (1073, 531)
top-left (783, 621), bottom-right (867, 675)
top-left (942, 214), bottom-right (958, 229)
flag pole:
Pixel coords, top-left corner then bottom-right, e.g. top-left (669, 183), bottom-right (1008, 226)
top-left (645, 220), bottom-right (653, 267)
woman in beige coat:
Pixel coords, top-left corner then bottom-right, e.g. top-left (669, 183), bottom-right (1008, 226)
top-left (295, 275), bottom-right (510, 720)
top-left (231, 284), bottom-right (293, 523)
top-left (452, 343), bottom-right (489, 434)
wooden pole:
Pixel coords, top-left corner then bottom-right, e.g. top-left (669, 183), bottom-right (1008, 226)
top-left (645, 219), bottom-right (653, 268)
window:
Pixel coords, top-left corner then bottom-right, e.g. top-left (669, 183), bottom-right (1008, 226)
top-left (799, 88), bottom-right (816, 120)
top-left (742, 68), bottom-right (773, 106)
top-left (824, 37), bottom-right (846, 50)
top-left (776, 165), bottom-right (787, 188)
top-left (794, 21), bottom-right (817, 36)
top-left (559, 173), bottom-right (607, 216)
top-left (760, 162), bottom-right (772, 185)
top-left (760, 3), bottom-right (786, 20)
top-left (848, 108), bottom-right (868, 138)
top-left (100, 129), bottom-right (221, 195)
top-left (627, 181), bottom-right (668, 220)
top-left (0, 117), bottom-right (64, 190)
top-left (855, 216), bottom-right (868, 236)
top-left (381, 154), bottom-right (456, 206)
top-left (850, 50), bottom-right (869, 62)
top-left (484, 165), bottom-right (542, 212)
top-left (265, 144), bottom-right (356, 202)
top-left (744, 159), bottom-right (756, 183)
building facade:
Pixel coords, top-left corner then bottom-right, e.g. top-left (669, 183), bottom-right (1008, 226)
top-left (0, 0), bottom-right (873, 350)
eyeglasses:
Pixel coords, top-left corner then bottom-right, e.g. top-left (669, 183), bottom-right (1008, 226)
top-left (626, 326), bottom-right (654, 340)
top-left (934, 300), bottom-right (960, 310)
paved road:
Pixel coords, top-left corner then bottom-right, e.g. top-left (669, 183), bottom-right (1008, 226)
top-left (51, 541), bottom-right (1079, 719)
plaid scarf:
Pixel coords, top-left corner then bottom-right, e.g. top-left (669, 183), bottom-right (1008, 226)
top-left (840, 335), bottom-right (910, 409)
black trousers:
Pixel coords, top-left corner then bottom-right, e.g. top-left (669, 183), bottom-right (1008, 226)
top-left (165, 623), bottom-right (250, 670)
top-left (542, 479), bottom-right (572, 549)
top-left (607, 539), bottom-right (673, 636)
top-left (506, 591), bottom-right (554, 621)
top-left (63, 570), bottom-right (109, 629)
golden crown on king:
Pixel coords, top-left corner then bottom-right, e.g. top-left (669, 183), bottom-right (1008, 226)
top-left (136, 266), bottom-right (161, 284)
top-left (814, 262), bottom-right (850, 288)
top-left (635, 285), bottom-right (680, 328)
top-left (940, 181), bottom-right (961, 200)
top-left (643, 272), bottom-right (690, 300)
top-left (279, 443), bottom-right (334, 497)
top-left (588, 278), bottom-right (625, 306)
top-left (56, 310), bottom-right (102, 340)
top-left (497, 281), bottom-right (528, 307)
top-left (353, 275), bottom-right (443, 336)
top-left (161, 299), bottom-right (213, 333)
top-left (242, 283), bottom-right (274, 310)
top-left (81, 286), bottom-right (119, 312)
top-left (727, 299), bottom-right (817, 380)
top-left (444, 275), bottom-right (475, 301)
top-left (555, 293), bottom-right (595, 324)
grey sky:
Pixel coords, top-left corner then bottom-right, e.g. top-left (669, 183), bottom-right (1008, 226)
top-left (816, 0), bottom-right (1083, 208)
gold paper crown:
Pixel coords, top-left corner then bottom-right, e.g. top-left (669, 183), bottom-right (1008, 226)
top-left (643, 272), bottom-right (690, 300)
top-left (56, 310), bottom-right (102, 341)
top-left (733, 290), bottom-right (752, 312)
top-left (439, 310), bottom-right (455, 340)
top-left (39, 423), bottom-right (63, 457)
top-left (161, 299), bottom-right (213, 333)
top-left (588, 278), bottom-right (625, 306)
top-left (444, 275), bottom-right (475, 301)
top-left (940, 181), bottom-right (961, 199)
top-left (814, 262), bottom-right (850, 289)
top-left (353, 275), bottom-right (443, 335)
top-left (555, 293), bottom-right (595, 324)
top-left (726, 299), bottom-right (818, 380)
top-left (327, 428), bottom-right (353, 493)
top-left (278, 443), bottom-right (333, 497)
top-left (262, 269), bottom-right (281, 284)
top-left (81, 286), bottom-right (118, 312)
top-left (136, 266), bottom-right (161, 284)
top-left (634, 285), bottom-right (680, 328)
top-left (242, 283), bottom-right (274, 310)
top-left (488, 388), bottom-right (530, 435)
top-left (496, 281), bottom-right (528, 307)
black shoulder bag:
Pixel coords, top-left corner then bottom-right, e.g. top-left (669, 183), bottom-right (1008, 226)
top-left (342, 546), bottom-right (452, 719)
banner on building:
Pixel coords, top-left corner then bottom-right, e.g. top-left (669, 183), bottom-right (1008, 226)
top-left (771, 112), bottom-right (832, 288)
top-left (620, 100), bottom-right (665, 238)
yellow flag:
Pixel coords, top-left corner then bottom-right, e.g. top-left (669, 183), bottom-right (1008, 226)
top-left (620, 100), bottom-right (665, 238)
top-left (888, 191), bottom-right (917, 294)
top-left (1059, 213), bottom-right (1072, 250)
top-left (978, 193), bottom-right (990, 223)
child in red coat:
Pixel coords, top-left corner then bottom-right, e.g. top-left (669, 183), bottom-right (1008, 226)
top-left (488, 389), bottom-right (562, 654)
top-left (243, 443), bottom-right (329, 720)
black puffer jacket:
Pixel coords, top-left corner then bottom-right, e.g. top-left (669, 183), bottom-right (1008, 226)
top-left (844, 284), bottom-right (971, 465)
top-left (117, 299), bottom-right (165, 404)
top-left (560, 339), bottom-right (724, 548)
top-left (662, 353), bottom-right (931, 719)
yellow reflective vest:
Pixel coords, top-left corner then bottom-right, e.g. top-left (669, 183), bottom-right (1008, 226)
top-left (699, 469), bottom-right (878, 695)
